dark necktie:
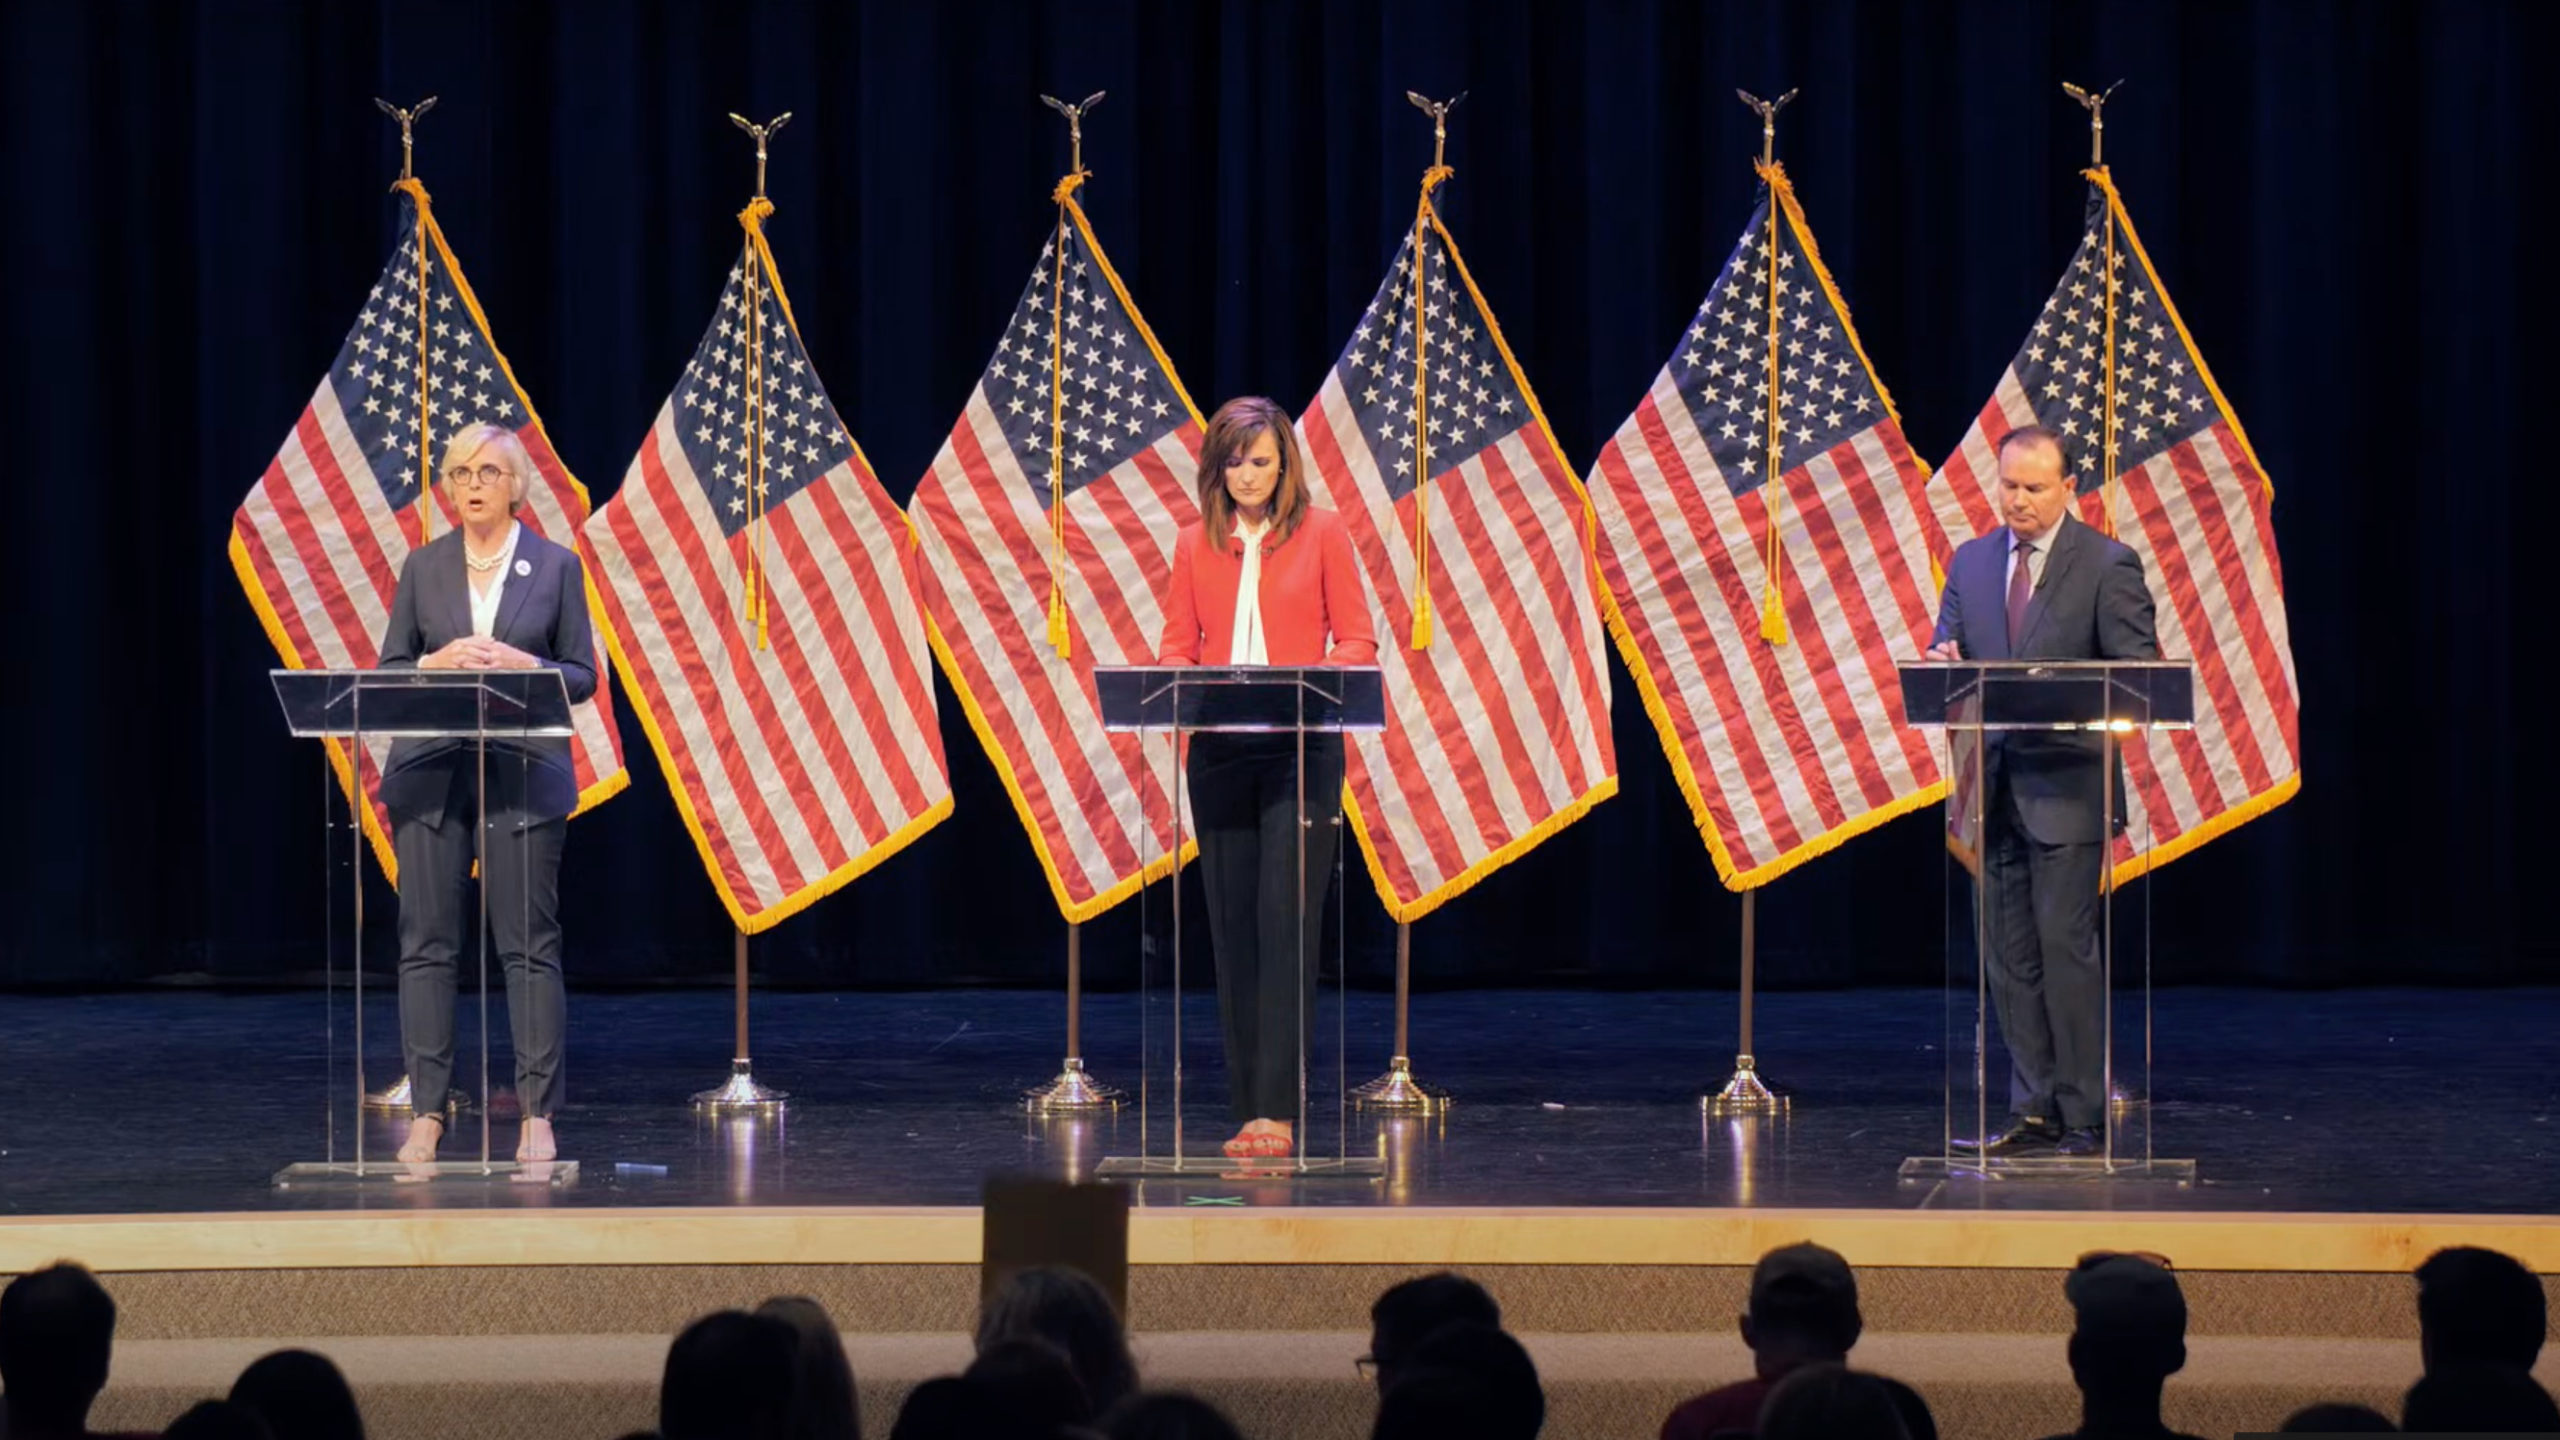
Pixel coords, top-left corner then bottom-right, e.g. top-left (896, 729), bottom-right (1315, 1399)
top-left (2006, 539), bottom-right (2035, 651)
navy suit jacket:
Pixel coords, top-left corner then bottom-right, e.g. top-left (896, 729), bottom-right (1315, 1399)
top-left (374, 525), bottom-right (599, 827)
top-left (1930, 514), bottom-right (2159, 845)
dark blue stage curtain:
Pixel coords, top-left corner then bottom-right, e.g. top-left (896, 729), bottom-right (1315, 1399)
top-left (2, 0), bottom-right (2551, 988)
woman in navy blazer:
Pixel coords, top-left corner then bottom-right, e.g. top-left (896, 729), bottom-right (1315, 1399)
top-left (374, 421), bottom-right (597, 1165)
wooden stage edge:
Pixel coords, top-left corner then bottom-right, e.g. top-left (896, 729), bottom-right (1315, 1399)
top-left (6, 1207), bottom-right (2558, 1275)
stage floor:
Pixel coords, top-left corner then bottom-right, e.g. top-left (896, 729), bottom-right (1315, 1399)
top-left (3, 985), bottom-right (2555, 1222)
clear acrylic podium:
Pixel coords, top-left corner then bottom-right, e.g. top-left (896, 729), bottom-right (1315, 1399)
top-left (1898, 660), bottom-right (2195, 1181)
top-left (1093, 665), bottom-right (1385, 1177)
top-left (268, 668), bottom-right (579, 1185)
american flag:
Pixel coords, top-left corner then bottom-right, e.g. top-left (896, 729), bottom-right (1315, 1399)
top-left (1926, 172), bottom-right (2300, 877)
top-left (583, 213), bottom-right (952, 933)
top-left (1298, 208), bottom-right (1616, 922)
top-left (1590, 164), bottom-right (1945, 889)
top-left (230, 179), bottom-right (627, 881)
top-left (910, 199), bottom-right (1202, 921)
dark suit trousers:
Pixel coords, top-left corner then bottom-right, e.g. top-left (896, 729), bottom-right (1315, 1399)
top-left (1981, 766), bottom-right (2107, 1129)
top-left (392, 758), bottom-right (567, 1120)
top-left (1187, 733), bottom-right (1345, 1125)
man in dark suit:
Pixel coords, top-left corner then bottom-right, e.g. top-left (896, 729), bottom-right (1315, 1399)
top-left (1926, 425), bottom-right (2158, 1156)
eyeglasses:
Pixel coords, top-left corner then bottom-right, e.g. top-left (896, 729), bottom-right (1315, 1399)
top-left (445, 464), bottom-right (513, 490)
top-left (1354, 1355), bottom-right (1377, 1381)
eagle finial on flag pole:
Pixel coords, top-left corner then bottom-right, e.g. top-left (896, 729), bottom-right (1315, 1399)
top-left (372, 96), bottom-right (436, 183)
top-left (2062, 80), bottom-right (2125, 168)
top-left (727, 111), bottom-right (793, 201)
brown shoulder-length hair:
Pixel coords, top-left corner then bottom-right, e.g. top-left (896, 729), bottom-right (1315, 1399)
top-left (1195, 396), bottom-right (1310, 552)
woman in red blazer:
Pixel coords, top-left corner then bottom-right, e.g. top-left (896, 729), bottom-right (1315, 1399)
top-left (1157, 395), bottom-right (1378, 1159)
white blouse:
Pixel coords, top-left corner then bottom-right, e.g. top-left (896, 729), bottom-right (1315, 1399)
top-left (1226, 516), bottom-right (1270, 665)
top-left (467, 522), bottom-right (523, 639)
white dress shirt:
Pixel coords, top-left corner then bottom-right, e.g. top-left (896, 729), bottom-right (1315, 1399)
top-left (1226, 515), bottom-right (1270, 665)
top-left (467, 521), bottom-right (523, 639)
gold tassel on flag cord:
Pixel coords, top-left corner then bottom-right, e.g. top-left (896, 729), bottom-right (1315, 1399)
top-left (1036, 92), bottom-right (1104, 662)
top-left (728, 112), bottom-right (791, 652)
top-left (1407, 166), bottom-right (1452, 650)
top-left (377, 98), bottom-right (438, 547)
top-left (1739, 88), bottom-right (1796, 646)
top-left (740, 198), bottom-right (776, 651)
top-left (1045, 177), bottom-right (1079, 659)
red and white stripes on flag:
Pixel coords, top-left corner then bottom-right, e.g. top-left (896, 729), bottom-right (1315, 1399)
top-left (1591, 164), bottom-right (1945, 890)
top-left (1299, 202), bottom-right (1616, 922)
top-left (230, 179), bottom-right (627, 881)
top-left (584, 209), bottom-right (950, 933)
top-left (1925, 169), bottom-right (2300, 878)
top-left (909, 198), bottom-right (1203, 922)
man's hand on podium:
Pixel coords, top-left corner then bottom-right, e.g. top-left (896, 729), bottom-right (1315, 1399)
top-left (1925, 639), bottom-right (1963, 662)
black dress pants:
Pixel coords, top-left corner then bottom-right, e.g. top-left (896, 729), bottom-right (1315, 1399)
top-left (1979, 769), bottom-right (2107, 1129)
top-left (391, 757), bottom-right (567, 1121)
top-left (1187, 732), bottom-right (1346, 1125)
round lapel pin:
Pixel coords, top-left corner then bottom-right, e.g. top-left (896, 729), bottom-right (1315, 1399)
top-left (514, 558), bottom-right (532, 578)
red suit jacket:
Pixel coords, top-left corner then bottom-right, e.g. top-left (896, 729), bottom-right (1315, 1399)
top-left (1155, 506), bottom-right (1378, 666)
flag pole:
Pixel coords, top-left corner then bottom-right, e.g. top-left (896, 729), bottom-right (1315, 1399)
top-left (1036, 92), bottom-right (1104, 661)
top-left (728, 111), bottom-right (791, 653)
top-left (694, 113), bottom-right (797, 1116)
top-left (2065, 81), bottom-right (2125, 538)
top-left (1354, 920), bottom-right (1447, 1114)
top-left (1740, 88), bottom-right (1796, 647)
top-left (1027, 920), bottom-right (1122, 1113)
top-left (1708, 89), bottom-right (1800, 1118)
top-left (361, 95), bottom-right (442, 1116)
top-left (1399, 91), bottom-right (1461, 651)
top-left (1355, 93), bottom-right (1466, 1117)
top-left (374, 97), bottom-right (439, 548)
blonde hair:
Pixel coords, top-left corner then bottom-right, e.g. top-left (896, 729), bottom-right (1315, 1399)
top-left (439, 422), bottom-right (534, 516)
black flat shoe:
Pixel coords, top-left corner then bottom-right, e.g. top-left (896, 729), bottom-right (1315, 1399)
top-left (2055, 1126), bottom-right (2106, 1157)
top-left (1952, 1117), bottom-right (2060, 1155)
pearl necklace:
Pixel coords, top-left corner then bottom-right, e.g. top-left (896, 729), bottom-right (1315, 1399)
top-left (464, 546), bottom-right (507, 573)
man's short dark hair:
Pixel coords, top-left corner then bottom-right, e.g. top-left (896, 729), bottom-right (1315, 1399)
top-left (1996, 424), bottom-right (2069, 470)
top-left (0, 1261), bottom-right (118, 1433)
top-left (1748, 1242), bottom-right (1862, 1357)
top-left (2064, 1256), bottom-right (2187, 1393)
top-left (2415, 1245), bottom-right (2547, 1373)
top-left (1368, 1272), bottom-right (1501, 1382)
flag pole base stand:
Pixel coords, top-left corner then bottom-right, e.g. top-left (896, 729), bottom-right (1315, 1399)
top-left (1025, 1057), bottom-right (1122, 1115)
top-left (1352, 1057), bottom-right (1448, 1115)
top-left (692, 1059), bottom-right (788, 1114)
top-left (1703, 1057), bottom-right (1788, 1115)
